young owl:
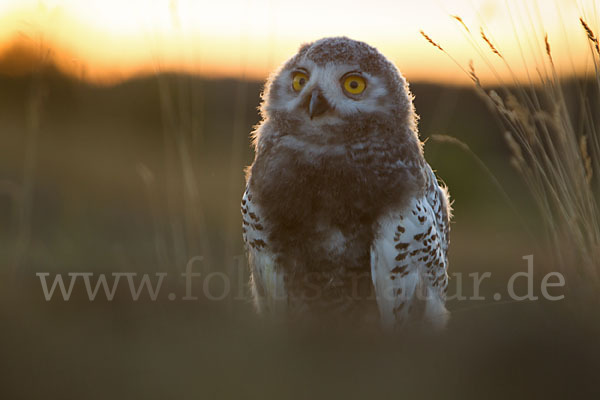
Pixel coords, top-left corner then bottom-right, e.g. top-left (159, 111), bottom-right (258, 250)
top-left (241, 37), bottom-right (451, 331)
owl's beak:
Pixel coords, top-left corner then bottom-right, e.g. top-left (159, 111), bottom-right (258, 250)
top-left (308, 89), bottom-right (331, 119)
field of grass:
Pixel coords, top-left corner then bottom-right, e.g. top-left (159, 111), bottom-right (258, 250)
top-left (1, 60), bottom-right (599, 398)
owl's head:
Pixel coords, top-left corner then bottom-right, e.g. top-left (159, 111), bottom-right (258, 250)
top-left (259, 37), bottom-right (416, 133)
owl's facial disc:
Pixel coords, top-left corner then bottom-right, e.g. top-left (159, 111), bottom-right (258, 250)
top-left (267, 60), bottom-right (393, 124)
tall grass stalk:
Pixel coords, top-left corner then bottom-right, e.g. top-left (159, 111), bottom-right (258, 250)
top-left (152, 68), bottom-right (212, 274)
top-left (12, 38), bottom-right (50, 275)
top-left (148, 2), bottom-right (212, 273)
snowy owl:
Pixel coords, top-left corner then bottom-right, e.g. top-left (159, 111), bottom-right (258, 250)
top-left (241, 37), bottom-right (451, 331)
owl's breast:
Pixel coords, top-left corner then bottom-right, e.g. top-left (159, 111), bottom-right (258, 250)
top-left (249, 146), bottom-right (400, 270)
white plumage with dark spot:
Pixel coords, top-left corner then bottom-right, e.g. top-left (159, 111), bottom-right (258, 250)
top-left (241, 37), bottom-right (451, 331)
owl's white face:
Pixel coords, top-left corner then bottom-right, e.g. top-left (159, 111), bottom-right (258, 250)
top-left (255, 37), bottom-right (416, 152)
top-left (266, 59), bottom-right (393, 125)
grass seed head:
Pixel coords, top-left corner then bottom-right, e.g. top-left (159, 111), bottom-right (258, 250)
top-left (580, 18), bottom-right (600, 55)
top-left (420, 30), bottom-right (445, 52)
top-left (480, 27), bottom-right (503, 59)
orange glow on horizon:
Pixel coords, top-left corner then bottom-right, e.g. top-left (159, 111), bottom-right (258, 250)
top-left (0, 0), bottom-right (598, 85)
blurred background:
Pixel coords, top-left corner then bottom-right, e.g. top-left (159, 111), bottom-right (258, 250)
top-left (1, 0), bottom-right (599, 398)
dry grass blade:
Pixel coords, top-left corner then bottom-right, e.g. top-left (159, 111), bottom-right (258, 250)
top-left (420, 30), bottom-right (444, 52)
top-left (451, 15), bottom-right (470, 33)
top-left (580, 17), bottom-right (600, 55)
top-left (579, 135), bottom-right (593, 184)
top-left (420, 30), bottom-right (473, 79)
top-left (468, 60), bottom-right (482, 87)
top-left (504, 131), bottom-right (525, 169)
top-left (480, 27), bottom-right (503, 59)
top-left (544, 34), bottom-right (553, 65)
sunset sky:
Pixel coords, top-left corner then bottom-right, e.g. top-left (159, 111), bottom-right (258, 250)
top-left (0, 0), bottom-right (598, 84)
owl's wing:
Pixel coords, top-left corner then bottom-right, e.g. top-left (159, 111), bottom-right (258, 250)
top-left (241, 186), bottom-right (287, 315)
top-left (370, 165), bottom-right (450, 331)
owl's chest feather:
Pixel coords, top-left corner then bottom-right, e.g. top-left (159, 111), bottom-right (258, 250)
top-left (249, 143), bottom-right (420, 270)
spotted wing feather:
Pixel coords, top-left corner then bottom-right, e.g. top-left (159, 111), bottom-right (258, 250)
top-left (370, 166), bottom-right (450, 330)
top-left (242, 186), bottom-right (287, 315)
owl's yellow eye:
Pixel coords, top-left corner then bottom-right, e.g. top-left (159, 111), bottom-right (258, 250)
top-left (343, 75), bottom-right (366, 95)
top-left (292, 71), bottom-right (308, 92)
